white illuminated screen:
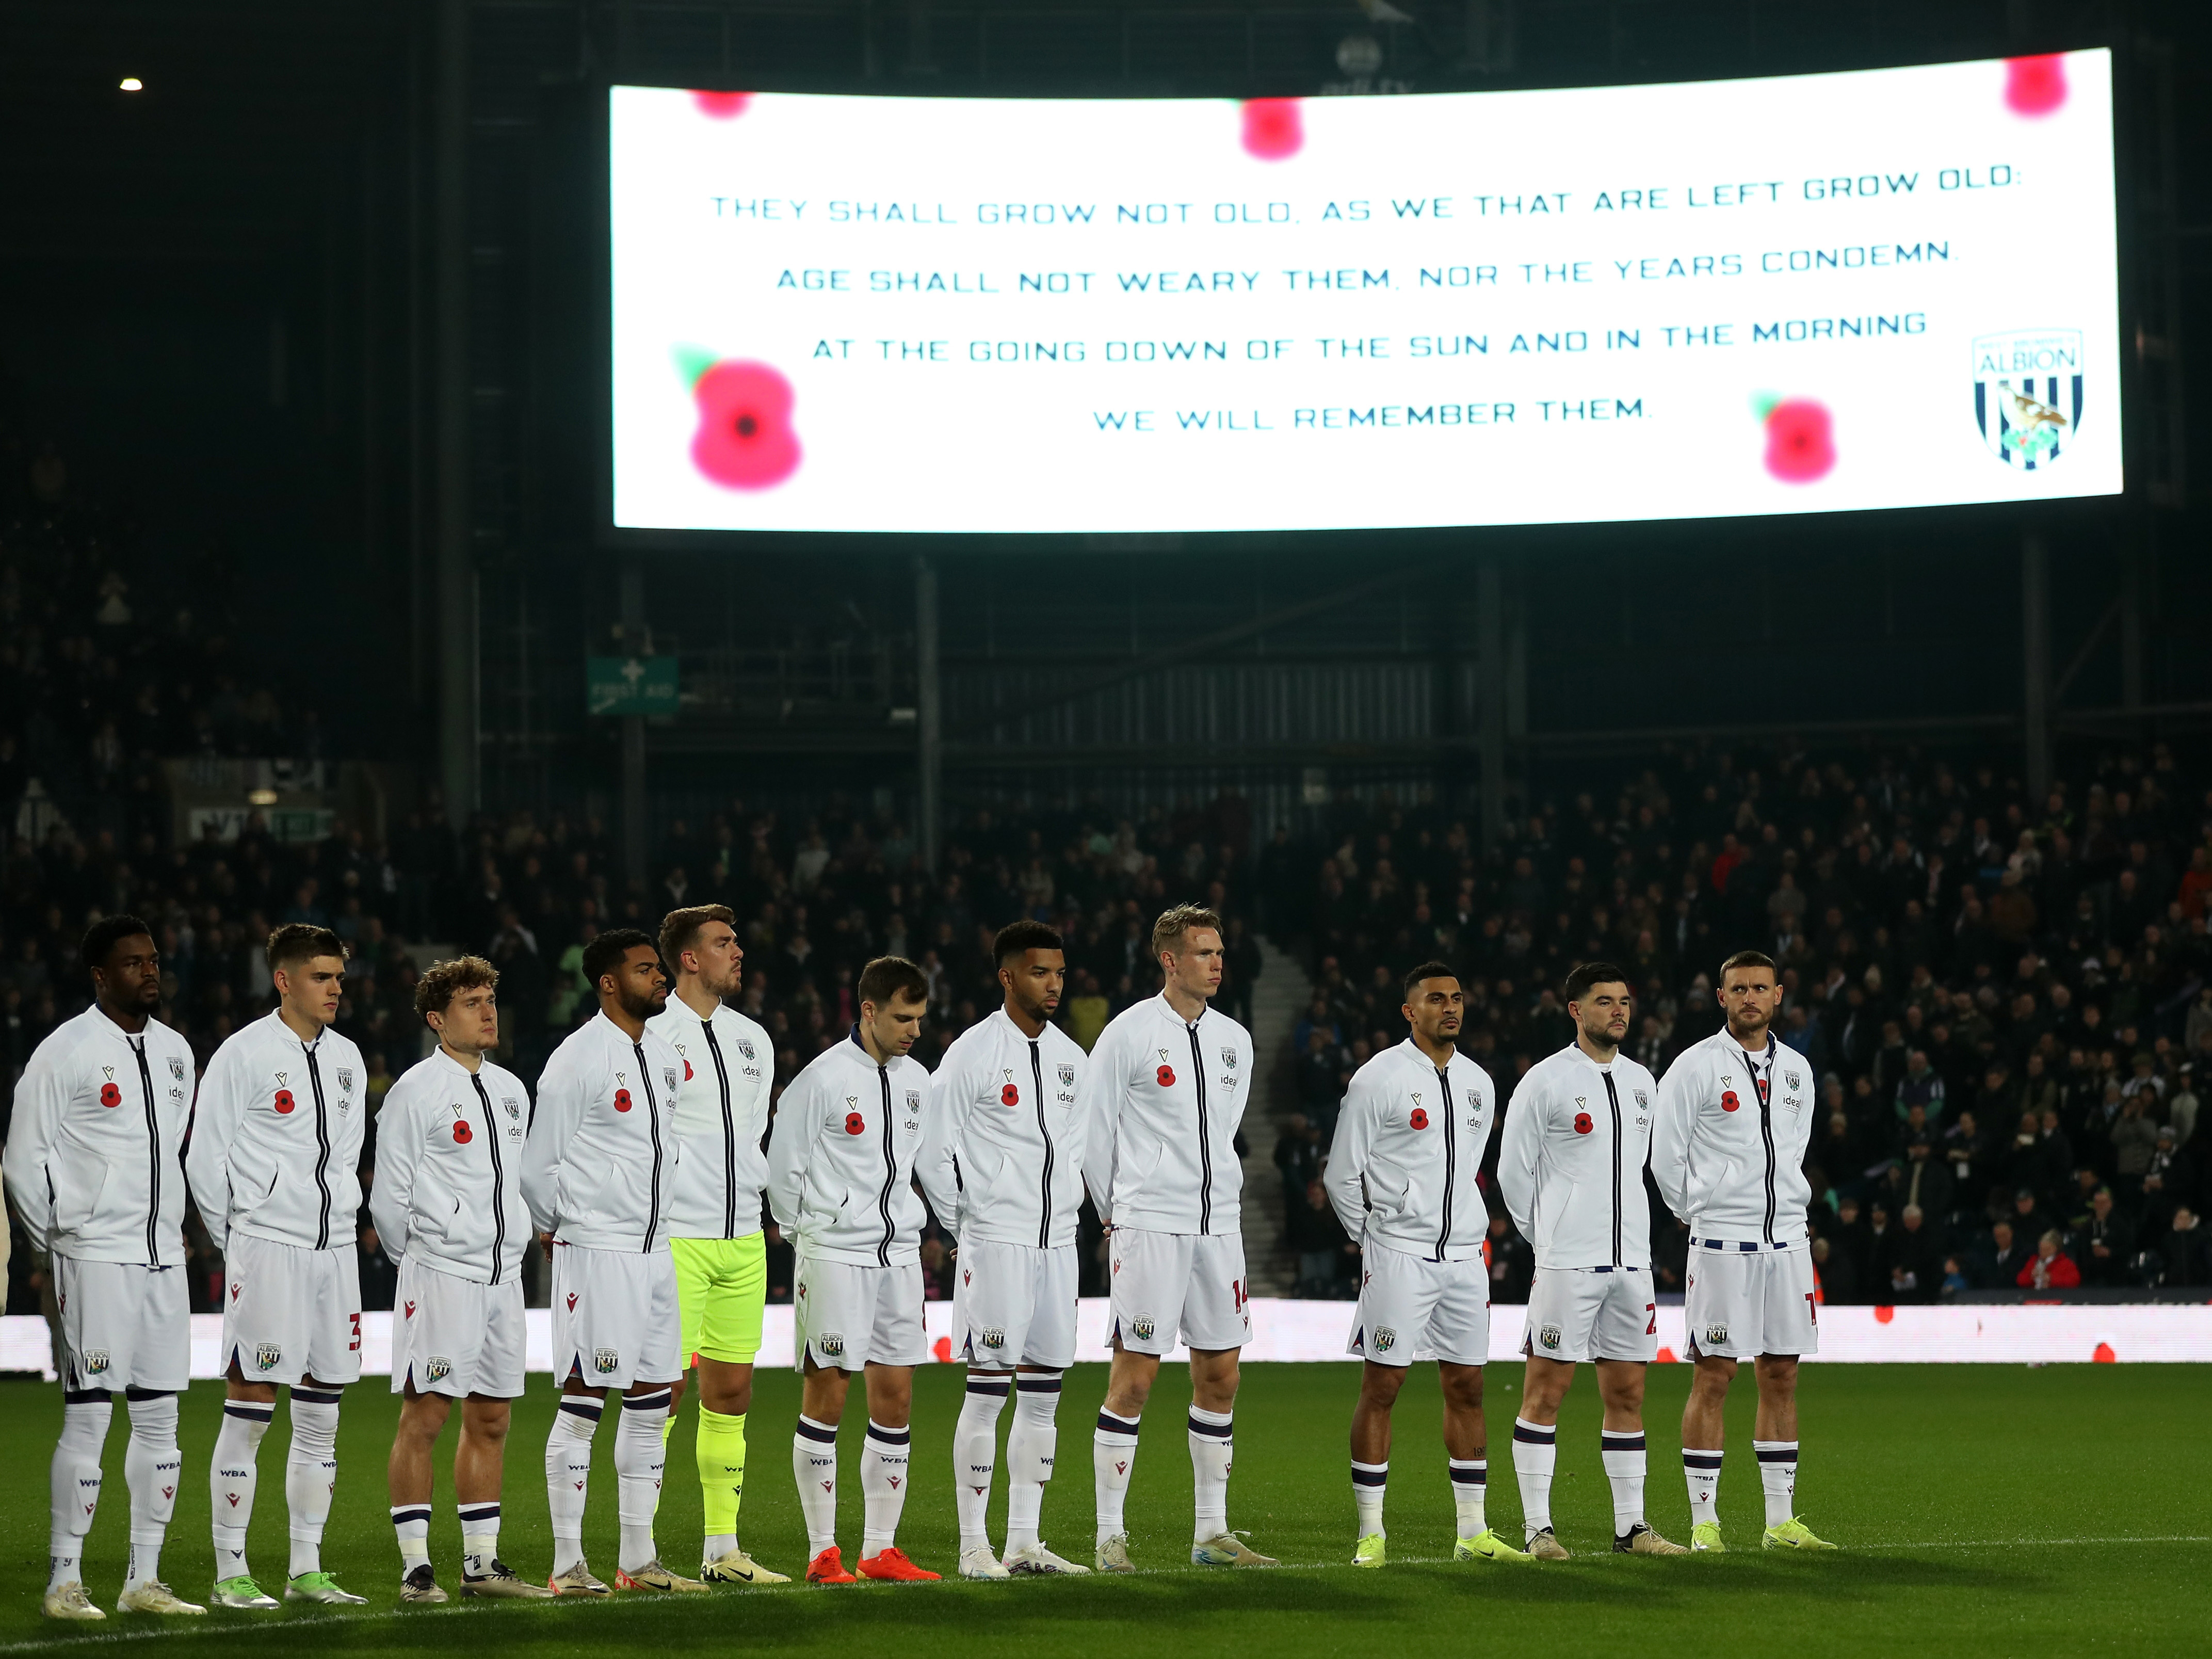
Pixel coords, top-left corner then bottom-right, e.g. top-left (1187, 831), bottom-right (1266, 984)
top-left (609, 52), bottom-right (2121, 534)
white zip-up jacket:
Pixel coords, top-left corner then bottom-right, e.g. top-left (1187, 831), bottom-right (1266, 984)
top-left (185, 1010), bottom-right (367, 1254)
top-left (1653, 1028), bottom-right (1814, 1248)
top-left (522, 1012), bottom-right (683, 1252)
top-left (766, 1029), bottom-right (930, 1267)
top-left (1079, 994), bottom-right (1252, 1237)
top-left (918, 1009), bottom-right (1089, 1251)
top-left (1325, 1039), bottom-right (1497, 1263)
top-left (4, 1005), bottom-right (195, 1266)
top-left (369, 1049), bottom-right (532, 1284)
top-left (1497, 1043), bottom-right (1660, 1270)
top-left (648, 998), bottom-right (771, 1241)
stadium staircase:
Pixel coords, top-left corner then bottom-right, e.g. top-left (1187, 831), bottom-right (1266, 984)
top-left (1238, 936), bottom-right (1313, 1296)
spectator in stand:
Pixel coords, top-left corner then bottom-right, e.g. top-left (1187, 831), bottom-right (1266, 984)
top-left (2076, 1187), bottom-right (2136, 1287)
top-left (2019, 1230), bottom-right (2081, 1290)
top-left (1289, 1178), bottom-right (1357, 1297)
top-left (1894, 1049), bottom-right (1947, 1124)
top-left (2110, 1086), bottom-right (2161, 1200)
top-left (1811, 1236), bottom-right (1855, 1304)
top-left (1827, 1194), bottom-right (1873, 1294)
top-left (2138, 1125), bottom-right (2190, 1232)
top-left (1484, 1212), bottom-right (1532, 1304)
top-left (1969, 1219), bottom-right (2031, 1288)
top-left (2157, 1205), bottom-right (2207, 1287)
top-left (1273, 1113), bottom-right (1322, 1209)
top-left (1880, 1204), bottom-right (1943, 1303)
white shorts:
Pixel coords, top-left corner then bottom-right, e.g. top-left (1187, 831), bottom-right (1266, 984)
top-left (221, 1233), bottom-right (363, 1386)
top-left (53, 1255), bottom-right (188, 1394)
top-left (1348, 1243), bottom-right (1491, 1366)
top-left (953, 1237), bottom-right (1078, 1370)
top-left (1109, 1229), bottom-right (1251, 1356)
top-left (550, 1242), bottom-right (682, 1389)
top-left (1685, 1243), bottom-right (1820, 1360)
top-left (391, 1258), bottom-right (529, 1398)
top-left (1521, 1266), bottom-right (1657, 1364)
top-left (793, 1255), bottom-right (927, 1373)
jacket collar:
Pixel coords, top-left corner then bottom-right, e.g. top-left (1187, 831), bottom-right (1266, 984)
top-left (848, 1024), bottom-right (890, 1070)
top-left (1156, 992), bottom-right (1207, 1030)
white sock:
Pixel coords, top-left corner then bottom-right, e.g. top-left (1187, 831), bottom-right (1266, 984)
top-left (391, 1504), bottom-right (431, 1576)
top-left (49, 1395), bottom-right (111, 1591)
top-left (459, 1502), bottom-right (500, 1577)
top-left (704, 1532), bottom-right (737, 1563)
top-left (1511, 1418), bottom-right (1556, 1541)
top-left (1600, 1429), bottom-right (1646, 1536)
top-left (1684, 1448), bottom-right (1722, 1526)
top-left (545, 1397), bottom-right (602, 1574)
top-left (1351, 1459), bottom-right (1386, 1537)
top-left (1449, 1458), bottom-right (1487, 1537)
top-left (794, 1416), bottom-right (839, 1554)
top-left (1005, 1374), bottom-right (1061, 1554)
top-left (1755, 1440), bottom-right (1799, 1526)
top-left (954, 1376), bottom-right (1010, 1553)
top-left (211, 1401), bottom-right (272, 1581)
top-left (123, 1392), bottom-right (182, 1591)
top-left (861, 1421), bottom-right (911, 1557)
top-left (1188, 1406), bottom-right (1233, 1544)
top-left (285, 1387), bottom-right (342, 1577)
top-left (615, 1389), bottom-right (671, 1573)
top-left (1092, 1407), bottom-right (1140, 1545)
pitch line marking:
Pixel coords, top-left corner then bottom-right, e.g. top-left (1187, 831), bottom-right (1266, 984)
top-left (3, 1538), bottom-right (2207, 1652)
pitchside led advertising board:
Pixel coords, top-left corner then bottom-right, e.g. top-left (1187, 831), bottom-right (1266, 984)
top-left (608, 51), bottom-right (2122, 535)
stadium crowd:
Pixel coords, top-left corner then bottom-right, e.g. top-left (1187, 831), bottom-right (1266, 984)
top-left (3, 445), bottom-right (2208, 1317)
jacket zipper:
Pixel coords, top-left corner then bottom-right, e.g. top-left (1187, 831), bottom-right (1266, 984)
top-left (132, 1039), bottom-right (162, 1267)
top-left (703, 1021), bottom-right (737, 1236)
top-left (1602, 1070), bottom-right (1623, 1266)
top-left (1747, 1048), bottom-right (1778, 1243)
top-left (1184, 1024), bottom-right (1212, 1234)
top-left (471, 1074), bottom-right (505, 1284)
top-left (875, 1067), bottom-right (896, 1266)
top-left (303, 1043), bottom-right (334, 1250)
top-left (1435, 1064), bottom-right (1455, 1262)
top-left (633, 1042), bottom-right (664, 1251)
top-left (1029, 1039), bottom-right (1053, 1251)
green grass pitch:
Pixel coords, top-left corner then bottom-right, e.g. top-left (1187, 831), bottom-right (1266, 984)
top-left (0, 1363), bottom-right (2203, 1656)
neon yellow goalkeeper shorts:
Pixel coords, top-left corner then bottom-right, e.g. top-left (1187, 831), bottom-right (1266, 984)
top-left (671, 1232), bottom-right (767, 1367)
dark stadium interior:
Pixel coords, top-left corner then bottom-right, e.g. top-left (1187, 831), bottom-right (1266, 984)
top-left (4, 0), bottom-right (2211, 1328)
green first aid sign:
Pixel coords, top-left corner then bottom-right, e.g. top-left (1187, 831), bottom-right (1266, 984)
top-left (586, 656), bottom-right (678, 717)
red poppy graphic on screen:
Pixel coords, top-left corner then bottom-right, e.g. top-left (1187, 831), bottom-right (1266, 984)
top-left (100, 1083), bottom-right (122, 1108)
top-left (1755, 394), bottom-right (1836, 484)
top-left (691, 90), bottom-right (754, 120)
top-left (2005, 56), bottom-right (2066, 117)
top-left (1409, 1107), bottom-right (1429, 1131)
top-left (1241, 99), bottom-right (1303, 160)
top-left (677, 347), bottom-right (802, 490)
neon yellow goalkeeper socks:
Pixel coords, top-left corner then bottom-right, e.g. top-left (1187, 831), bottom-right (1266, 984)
top-left (697, 1407), bottom-right (749, 1535)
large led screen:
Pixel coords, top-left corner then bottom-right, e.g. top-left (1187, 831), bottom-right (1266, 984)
top-left (610, 52), bottom-right (2121, 534)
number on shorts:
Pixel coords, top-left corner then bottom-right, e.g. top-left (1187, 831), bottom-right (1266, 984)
top-left (1805, 1291), bottom-right (1817, 1326)
top-left (1232, 1278), bottom-right (1247, 1310)
top-left (349, 1311), bottom-right (363, 1352)
top-left (1645, 1303), bottom-right (1657, 1335)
